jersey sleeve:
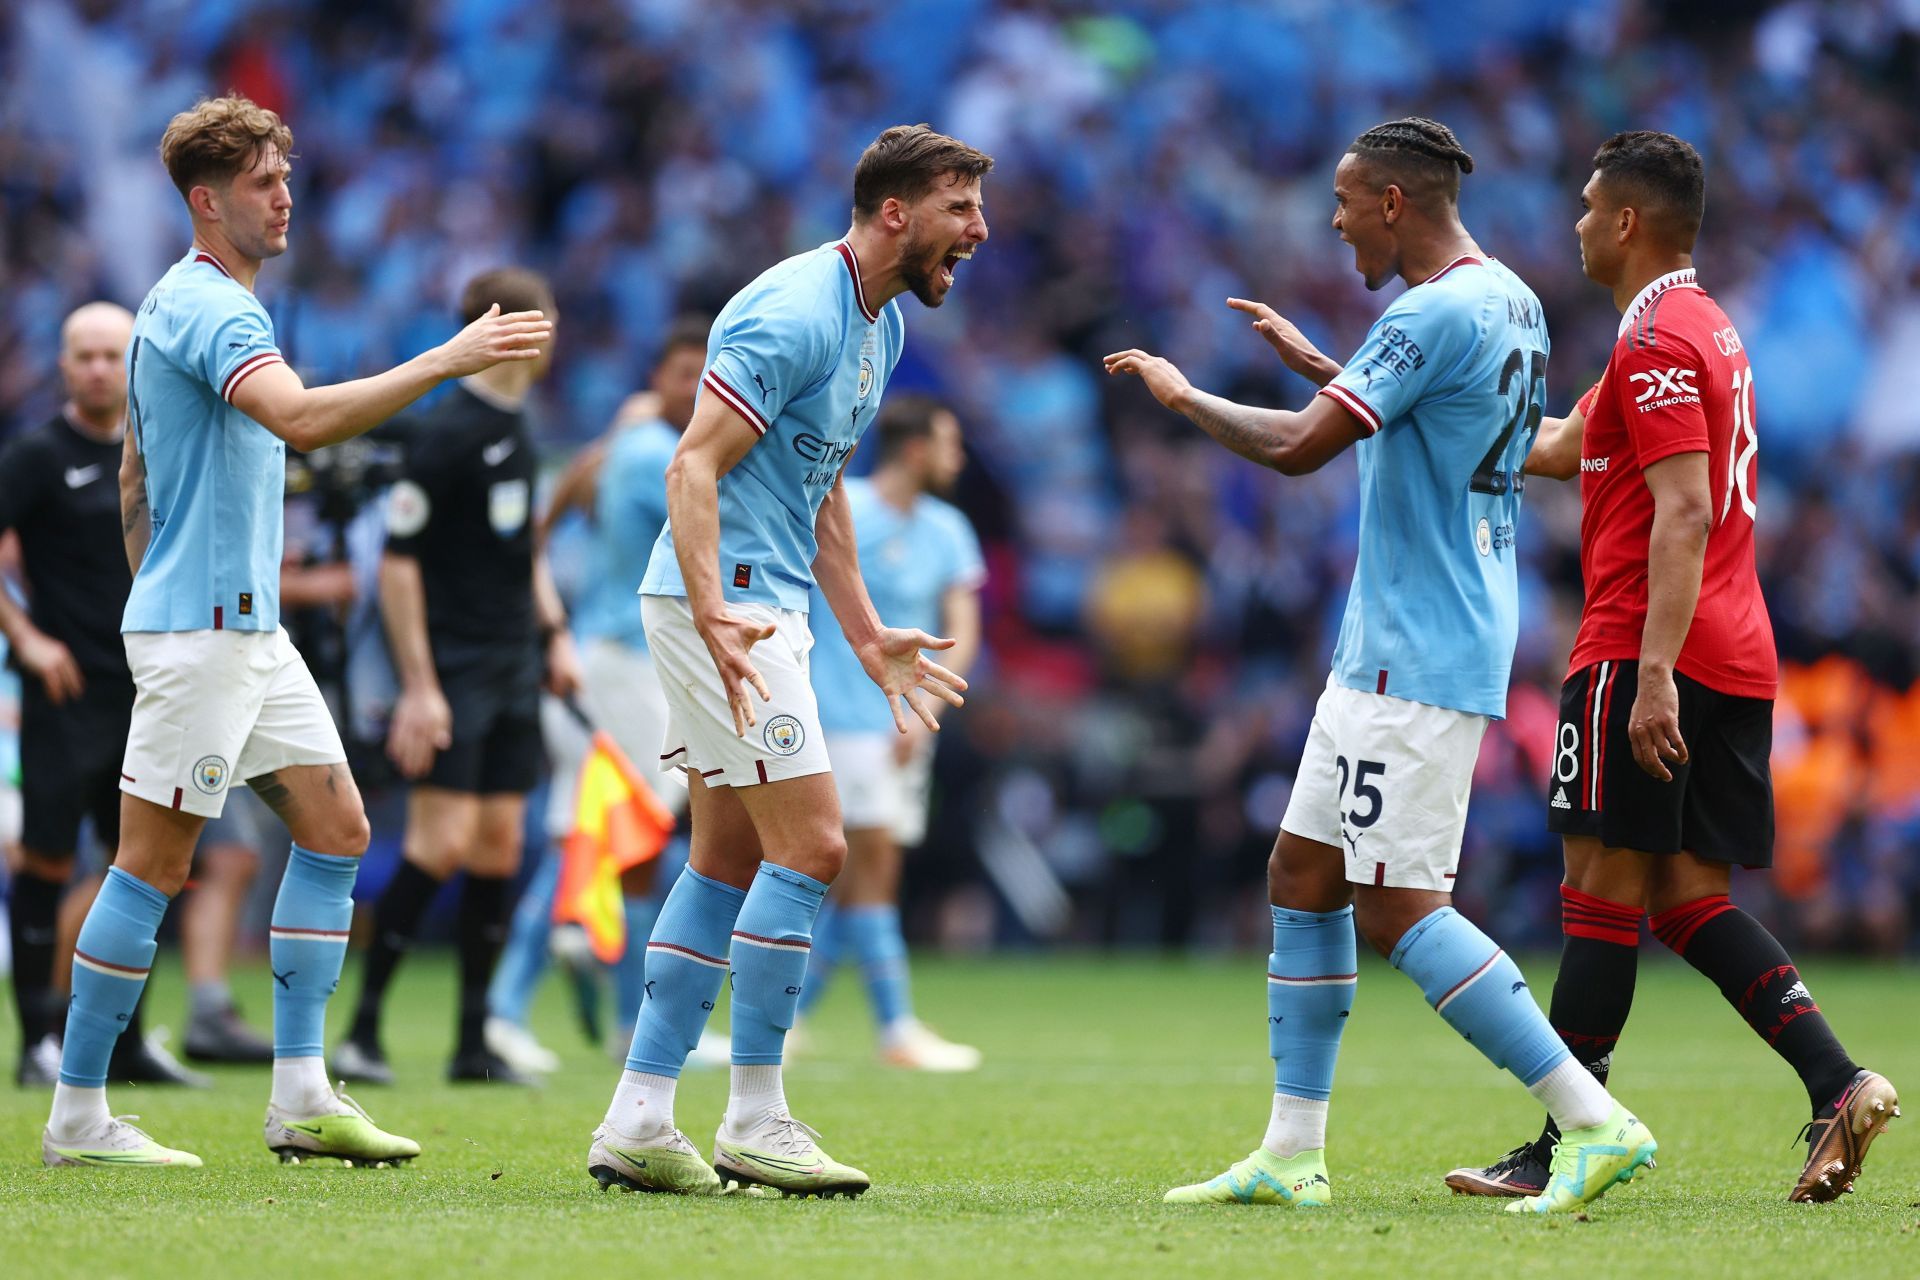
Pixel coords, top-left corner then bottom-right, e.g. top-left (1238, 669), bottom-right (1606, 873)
top-left (698, 292), bottom-right (833, 437)
top-left (1575, 380), bottom-right (1603, 419)
top-left (0, 434), bottom-right (45, 534)
top-left (938, 504), bottom-right (986, 593)
top-left (190, 287), bottom-right (285, 404)
top-left (1615, 334), bottom-right (1710, 468)
top-left (1318, 289), bottom-right (1475, 435)
top-left (598, 429), bottom-right (676, 565)
top-left (382, 425), bottom-right (449, 556)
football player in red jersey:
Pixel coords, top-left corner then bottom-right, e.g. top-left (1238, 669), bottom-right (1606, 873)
top-left (1445, 132), bottom-right (1897, 1204)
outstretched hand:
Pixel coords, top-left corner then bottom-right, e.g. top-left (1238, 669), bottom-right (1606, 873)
top-left (857, 628), bottom-right (968, 733)
top-left (1103, 348), bottom-right (1193, 411)
top-left (1227, 298), bottom-right (1334, 384)
top-left (438, 304), bottom-right (553, 378)
top-left (696, 610), bottom-right (779, 737)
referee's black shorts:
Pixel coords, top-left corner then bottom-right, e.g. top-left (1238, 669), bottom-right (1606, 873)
top-left (19, 675), bottom-right (134, 855)
top-left (423, 645), bottom-right (544, 796)
top-left (1545, 659), bottom-right (1774, 867)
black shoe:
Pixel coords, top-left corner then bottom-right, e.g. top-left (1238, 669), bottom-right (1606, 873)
top-left (16, 1033), bottom-right (61, 1087)
top-left (331, 1037), bottom-right (395, 1086)
top-left (109, 1031), bottom-right (213, 1088)
top-left (448, 1046), bottom-right (538, 1087)
top-left (1443, 1138), bottom-right (1553, 1197)
top-left (184, 1004), bottom-right (276, 1064)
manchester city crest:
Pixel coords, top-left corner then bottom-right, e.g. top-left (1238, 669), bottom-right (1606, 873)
top-left (857, 357), bottom-right (875, 401)
top-left (763, 714), bottom-right (805, 756)
top-left (193, 755), bottom-right (230, 795)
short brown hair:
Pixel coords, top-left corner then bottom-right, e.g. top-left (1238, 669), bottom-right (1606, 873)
top-left (852, 125), bottom-right (993, 221)
top-left (160, 96), bottom-right (294, 199)
top-left (459, 267), bottom-right (554, 324)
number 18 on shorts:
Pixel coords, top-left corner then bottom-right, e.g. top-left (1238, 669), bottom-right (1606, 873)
top-left (1278, 676), bottom-right (1491, 890)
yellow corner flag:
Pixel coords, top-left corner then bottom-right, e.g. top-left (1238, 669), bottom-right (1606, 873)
top-left (553, 730), bottom-right (676, 965)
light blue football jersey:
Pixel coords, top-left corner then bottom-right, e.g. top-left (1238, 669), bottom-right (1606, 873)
top-left (809, 478), bottom-right (986, 734)
top-left (578, 419), bottom-right (680, 652)
top-left (123, 247), bottom-right (288, 634)
top-left (640, 240), bottom-right (906, 611)
top-left (1316, 255), bottom-right (1549, 720)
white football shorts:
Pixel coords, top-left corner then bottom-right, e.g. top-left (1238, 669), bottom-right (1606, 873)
top-left (1279, 674), bottom-right (1489, 891)
top-left (121, 627), bottom-right (345, 819)
top-left (642, 594), bottom-right (830, 788)
top-left (826, 730), bottom-right (937, 846)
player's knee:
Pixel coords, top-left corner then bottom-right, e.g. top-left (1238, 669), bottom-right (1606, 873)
top-left (1268, 845), bottom-right (1347, 914)
top-left (331, 807), bottom-right (372, 859)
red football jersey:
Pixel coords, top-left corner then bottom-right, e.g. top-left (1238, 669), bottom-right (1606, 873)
top-left (1569, 269), bottom-right (1777, 698)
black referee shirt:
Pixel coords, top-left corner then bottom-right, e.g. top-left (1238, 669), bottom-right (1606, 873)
top-left (0, 414), bottom-right (133, 683)
top-left (383, 383), bottom-right (538, 665)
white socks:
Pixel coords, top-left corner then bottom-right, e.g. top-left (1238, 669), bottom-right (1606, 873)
top-left (271, 1055), bottom-right (335, 1115)
top-left (49, 1083), bottom-right (111, 1140)
top-left (1528, 1057), bottom-right (1613, 1132)
top-left (1261, 1091), bottom-right (1328, 1159)
top-left (606, 1069), bottom-right (677, 1140)
top-left (723, 1064), bottom-right (787, 1135)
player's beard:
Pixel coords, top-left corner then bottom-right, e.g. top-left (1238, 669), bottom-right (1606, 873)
top-left (899, 230), bottom-right (948, 307)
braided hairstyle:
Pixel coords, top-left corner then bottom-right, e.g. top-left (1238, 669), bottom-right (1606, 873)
top-left (1346, 117), bottom-right (1475, 208)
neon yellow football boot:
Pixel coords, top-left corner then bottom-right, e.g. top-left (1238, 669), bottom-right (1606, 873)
top-left (265, 1087), bottom-right (420, 1166)
top-left (1506, 1102), bottom-right (1656, 1215)
top-left (1164, 1147), bottom-right (1331, 1206)
top-left (43, 1117), bottom-right (203, 1169)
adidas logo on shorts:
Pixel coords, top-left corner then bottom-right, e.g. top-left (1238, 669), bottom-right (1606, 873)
top-left (1551, 786), bottom-right (1573, 810)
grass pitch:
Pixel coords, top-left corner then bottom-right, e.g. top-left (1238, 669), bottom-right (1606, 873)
top-left (2, 951), bottom-right (1916, 1279)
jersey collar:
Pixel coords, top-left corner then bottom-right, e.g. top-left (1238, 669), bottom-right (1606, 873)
top-left (1420, 254), bottom-right (1484, 285)
top-left (190, 244), bottom-right (236, 280)
top-left (1617, 268), bottom-right (1700, 338)
top-left (834, 241), bottom-right (879, 325)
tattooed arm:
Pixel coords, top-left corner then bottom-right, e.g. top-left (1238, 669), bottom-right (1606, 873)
top-left (1103, 349), bottom-right (1367, 476)
top-left (119, 428), bottom-right (151, 574)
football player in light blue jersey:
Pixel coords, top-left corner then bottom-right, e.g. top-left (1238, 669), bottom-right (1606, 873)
top-left (590, 125), bottom-right (991, 1201)
top-left (44, 96), bottom-right (549, 1172)
top-left (1107, 117), bottom-right (1655, 1215)
top-left (687, 396), bottom-right (982, 1072)
top-left (486, 318), bottom-right (710, 1076)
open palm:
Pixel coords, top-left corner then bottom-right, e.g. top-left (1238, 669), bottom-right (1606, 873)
top-left (857, 627), bottom-right (968, 732)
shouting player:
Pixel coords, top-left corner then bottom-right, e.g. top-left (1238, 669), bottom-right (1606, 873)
top-left (1106, 117), bottom-right (1655, 1215)
top-left (586, 124), bottom-right (990, 1199)
top-left (1445, 131), bottom-right (1898, 1204)
top-left (41, 95), bottom-right (549, 1168)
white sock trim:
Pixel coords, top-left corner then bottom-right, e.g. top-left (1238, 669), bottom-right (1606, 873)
top-left (606, 1068), bottom-right (678, 1140)
top-left (270, 1055), bottom-right (334, 1115)
top-left (1528, 1056), bottom-right (1612, 1132)
top-left (1261, 1091), bottom-right (1329, 1159)
top-left (724, 1064), bottom-right (787, 1133)
top-left (49, 1083), bottom-right (112, 1141)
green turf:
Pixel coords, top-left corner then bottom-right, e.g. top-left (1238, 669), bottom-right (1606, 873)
top-left (3, 952), bottom-right (1916, 1279)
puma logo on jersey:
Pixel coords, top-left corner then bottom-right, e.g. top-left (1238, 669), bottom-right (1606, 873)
top-left (1629, 367), bottom-right (1699, 406)
top-left (751, 373), bottom-right (776, 403)
top-left (64, 464), bottom-right (103, 488)
top-left (482, 437), bottom-right (517, 466)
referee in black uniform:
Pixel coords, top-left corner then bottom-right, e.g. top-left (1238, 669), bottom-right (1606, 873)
top-left (0, 302), bottom-right (200, 1086)
top-left (336, 268), bottom-right (580, 1085)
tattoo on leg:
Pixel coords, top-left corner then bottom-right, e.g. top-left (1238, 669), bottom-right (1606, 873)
top-left (250, 770), bottom-right (297, 819)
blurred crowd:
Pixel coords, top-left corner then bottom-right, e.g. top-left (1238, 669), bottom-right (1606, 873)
top-left (4, 0), bottom-right (1920, 953)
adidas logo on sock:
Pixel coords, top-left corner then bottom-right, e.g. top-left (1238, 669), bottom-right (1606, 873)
top-left (1551, 786), bottom-right (1572, 810)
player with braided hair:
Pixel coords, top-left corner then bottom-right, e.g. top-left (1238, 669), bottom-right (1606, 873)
top-left (1108, 117), bottom-right (1656, 1214)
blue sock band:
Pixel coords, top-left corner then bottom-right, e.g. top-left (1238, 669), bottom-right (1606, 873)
top-left (1389, 907), bottom-right (1569, 1087)
top-left (729, 863), bottom-right (829, 1066)
top-left (625, 867), bottom-right (746, 1077)
top-left (844, 904), bottom-right (913, 1030)
top-left (487, 852), bottom-right (559, 1028)
top-left (270, 845), bottom-right (360, 1059)
top-left (795, 903), bottom-right (840, 1017)
top-left (1268, 905), bottom-right (1357, 1101)
top-left (613, 892), bottom-right (664, 1033)
top-left (61, 867), bottom-right (169, 1088)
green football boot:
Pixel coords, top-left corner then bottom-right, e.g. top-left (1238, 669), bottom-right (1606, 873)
top-left (1506, 1102), bottom-right (1656, 1215)
top-left (1164, 1147), bottom-right (1331, 1206)
top-left (588, 1124), bottom-right (725, 1196)
top-left (712, 1115), bottom-right (870, 1199)
top-left (265, 1087), bottom-right (420, 1166)
top-left (43, 1117), bottom-right (203, 1169)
